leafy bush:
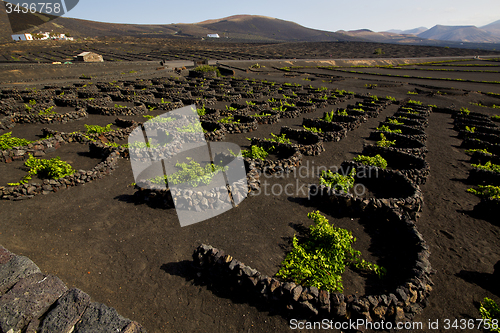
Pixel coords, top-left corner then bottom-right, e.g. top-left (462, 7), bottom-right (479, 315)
top-left (386, 96), bottom-right (396, 102)
top-left (8, 154), bottom-right (76, 186)
top-left (407, 91), bottom-right (418, 95)
top-left (337, 109), bottom-right (349, 116)
top-left (465, 126), bottom-right (476, 133)
top-left (320, 169), bottom-right (356, 192)
top-left (376, 125), bottom-right (402, 134)
top-left (85, 123), bottom-right (113, 134)
top-left (263, 133), bottom-right (291, 144)
top-left (39, 106), bottom-right (56, 115)
top-left (176, 123), bottom-right (204, 133)
top-left (479, 297), bottom-right (500, 332)
top-left (472, 161), bottom-right (500, 173)
top-left (407, 100), bottom-right (422, 105)
top-left (241, 145), bottom-right (273, 160)
top-left (492, 115), bottom-right (500, 120)
top-left (0, 132), bottom-right (33, 150)
top-left (460, 107), bottom-right (471, 115)
top-left (353, 154), bottom-right (387, 169)
top-left (197, 105), bottom-right (206, 116)
top-left (387, 119), bottom-right (404, 125)
top-left (218, 116), bottom-right (240, 124)
top-left (194, 65), bottom-right (218, 72)
top-left (149, 158), bottom-right (227, 187)
top-left (303, 126), bottom-right (323, 133)
top-left (114, 104), bottom-right (127, 108)
top-left (377, 133), bottom-right (396, 147)
top-left (467, 185), bottom-right (500, 200)
top-left (324, 110), bottom-right (336, 122)
top-left (276, 211), bottom-right (385, 292)
top-left (465, 148), bottom-right (492, 156)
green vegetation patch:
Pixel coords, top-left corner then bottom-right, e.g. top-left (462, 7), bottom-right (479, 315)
top-left (8, 154), bottom-right (76, 186)
top-left (276, 211), bottom-right (385, 292)
top-left (353, 154), bottom-right (387, 169)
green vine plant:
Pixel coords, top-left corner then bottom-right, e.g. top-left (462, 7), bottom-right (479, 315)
top-left (319, 169), bottom-right (356, 193)
top-left (114, 104), bottom-right (128, 108)
top-left (324, 110), bottom-right (336, 122)
top-left (407, 100), bottom-right (422, 105)
top-left (148, 158), bottom-right (227, 188)
top-left (196, 105), bottom-right (206, 116)
top-left (472, 161), bottom-right (500, 173)
top-left (352, 154), bottom-right (387, 169)
top-left (303, 126), bottom-right (323, 133)
top-left (143, 115), bottom-right (175, 123)
top-left (276, 211), bottom-right (386, 293)
top-left (8, 154), bottom-right (76, 186)
top-left (387, 119), bottom-right (404, 125)
top-left (376, 133), bottom-right (396, 147)
top-left (479, 297), bottom-right (500, 332)
top-left (38, 106), bottom-right (56, 115)
top-left (219, 116), bottom-right (240, 124)
top-left (460, 107), bottom-right (471, 115)
top-left (465, 148), bottom-right (492, 156)
top-left (263, 133), bottom-right (292, 144)
top-left (176, 123), bottom-right (204, 133)
top-left (84, 124), bottom-right (113, 134)
top-left (467, 185), bottom-right (500, 200)
top-left (376, 125), bottom-right (402, 134)
top-left (492, 115), bottom-right (500, 121)
top-left (0, 132), bottom-right (33, 150)
top-left (465, 126), bottom-right (476, 133)
top-left (240, 145), bottom-right (273, 160)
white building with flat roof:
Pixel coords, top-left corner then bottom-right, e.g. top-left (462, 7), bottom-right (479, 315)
top-left (207, 34), bottom-right (220, 38)
top-left (11, 33), bottom-right (33, 41)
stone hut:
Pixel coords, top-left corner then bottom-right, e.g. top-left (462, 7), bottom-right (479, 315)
top-left (75, 52), bottom-right (103, 62)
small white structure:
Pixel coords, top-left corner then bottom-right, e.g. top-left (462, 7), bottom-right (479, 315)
top-left (207, 34), bottom-right (220, 38)
top-left (75, 52), bottom-right (104, 62)
top-left (11, 33), bottom-right (33, 41)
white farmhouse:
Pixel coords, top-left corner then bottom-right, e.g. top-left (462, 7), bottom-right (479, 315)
top-left (207, 34), bottom-right (220, 38)
top-left (11, 33), bottom-right (33, 41)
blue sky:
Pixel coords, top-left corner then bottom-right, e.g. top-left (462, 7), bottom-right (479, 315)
top-left (66, 0), bottom-right (500, 32)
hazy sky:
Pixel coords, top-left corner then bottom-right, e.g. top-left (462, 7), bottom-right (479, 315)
top-left (66, 0), bottom-right (499, 32)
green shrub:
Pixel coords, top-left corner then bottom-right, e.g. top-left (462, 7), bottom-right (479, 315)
top-left (460, 107), bottom-right (471, 115)
top-left (324, 110), bottom-right (336, 122)
top-left (85, 124), bottom-right (113, 134)
top-left (38, 106), bottom-right (56, 115)
top-left (377, 133), bottom-right (396, 147)
top-left (479, 297), bottom-right (500, 332)
top-left (472, 161), bottom-right (500, 173)
top-left (149, 158), bottom-right (227, 187)
top-left (387, 119), bottom-right (404, 125)
top-left (264, 133), bottom-right (291, 144)
top-left (353, 154), bottom-right (387, 169)
top-left (386, 96), bottom-right (396, 102)
top-left (320, 169), bottom-right (356, 192)
top-left (407, 100), bottom-right (422, 105)
top-left (241, 145), bottom-right (273, 160)
top-left (303, 126), bottom-right (323, 133)
top-left (492, 115), bottom-right (500, 120)
top-left (8, 154), bottom-right (76, 186)
top-left (276, 211), bottom-right (385, 292)
top-left (465, 126), bottom-right (476, 133)
top-left (407, 91), bottom-right (418, 95)
top-left (197, 105), bottom-right (206, 116)
top-left (0, 132), bottom-right (33, 150)
top-left (467, 185), bottom-right (500, 200)
top-left (465, 148), bottom-right (492, 156)
top-left (176, 123), bottom-right (204, 133)
top-left (376, 125), bottom-right (402, 134)
top-left (218, 116), bottom-right (240, 124)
